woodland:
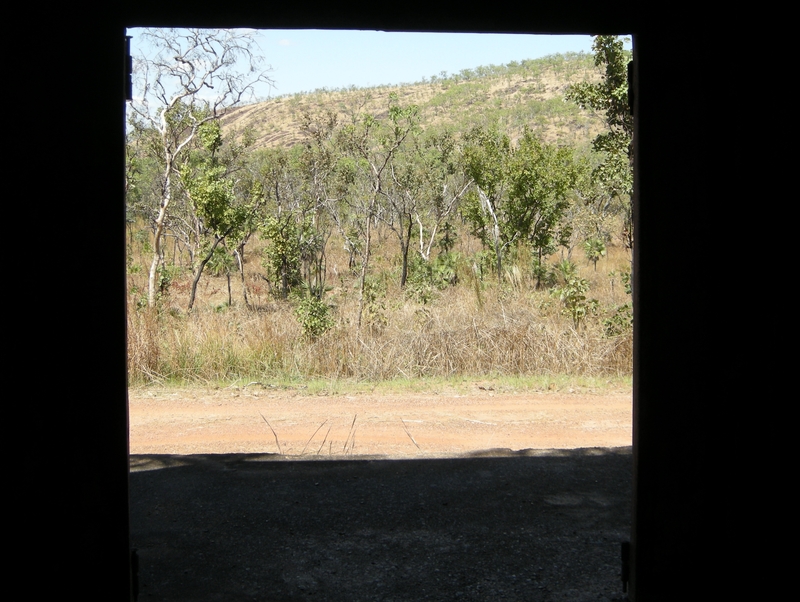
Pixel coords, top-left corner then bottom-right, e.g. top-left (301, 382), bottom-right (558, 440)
top-left (125, 31), bottom-right (633, 386)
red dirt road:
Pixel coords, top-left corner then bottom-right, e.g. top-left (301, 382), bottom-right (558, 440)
top-left (129, 385), bottom-right (632, 457)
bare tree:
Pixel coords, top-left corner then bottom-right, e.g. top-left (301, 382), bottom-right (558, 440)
top-left (128, 28), bottom-right (272, 307)
top-left (381, 130), bottom-right (469, 287)
top-left (334, 94), bottom-right (418, 336)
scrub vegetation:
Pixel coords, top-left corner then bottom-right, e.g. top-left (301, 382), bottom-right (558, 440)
top-left (126, 31), bottom-right (633, 386)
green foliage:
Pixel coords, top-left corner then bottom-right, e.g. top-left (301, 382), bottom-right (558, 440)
top-left (293, 293), bottom-right (335, 339)
top-left (437, 221), bottom-right (458, 254)
top-left (609, 269), bottom-right (632, 296)
top-left (249, 143), bottom-right (331, 299)
top-left (155, 264), bottom-right (183, 298)
top-left (128, 284), bottom-right (149, 311)
top-left (198, 120), bottom-right (223, 154)
top-left (462, 127), bottom-right (578, 279)
top-left (555, 274), bottom-right (599, 329)
top-left (565, 37), bottom-right (631, 142)
top-left (206, 245), bottom-right (235, 277)
top-left (179, 118), bottom-right (258, 246)
top-left (605, 269), bottom-right (633, 336)
top-left (583, 237), bottom-right (607, 270)
top-left (603, 302), bottom-right (633, 337)
top-left (183, 164), bottom-right (238, 233)
top-left (433, 252), bottom-right (460, 288)
top-left (362, 276), bottom-right (388, 332)
top-left (469, 250), bottom-right (493, 283)
top-left (261, 215), bottom-right (304, 299)
top-left (133, 229), bottom-right (153, 254)
top-left (553, 259), bottom-right (578, 285)
top-left (406, 252), bottom-right (461, 304)
top-left (566, 36), bottom-right (633, 253)
top-left (531, 259), bottom-right (556, 289)
top-left (405, 269), bottom-right (435, 305)
top-left (506, 131), bottom-right (576, 256)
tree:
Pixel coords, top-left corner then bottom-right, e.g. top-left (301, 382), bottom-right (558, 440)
top-left (463, 127), bottom-right (578, 283)
top-left (582, 237), bottom-right (607, 271)
top-left (252, 141), bottom-right (333, 302)
top-left (382, 128), bottom-right (469, 287)
top-left (461, 127), bottom-right (510, 279)
top-left (252, 146), bottom-right (305, 299)
top-left (506, 131), bottom-right (577, 272)
top-left (332, 93), bottom-right (419, 335)
top-left (180, 120), bottom-right (264, 311)
top-left (128, 28), bottom-right (272, 307)
top-left (379, 132), bottom-right (422, 288)
top-left (559, 152), bottom-right (618, 262)
top-left (565, 36), bottom-right (633, 259)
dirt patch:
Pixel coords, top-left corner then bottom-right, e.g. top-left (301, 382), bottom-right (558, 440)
top-left (129, 386), bottom-right (632, 457)
top-left (129, 388), bottom-right (632, 601)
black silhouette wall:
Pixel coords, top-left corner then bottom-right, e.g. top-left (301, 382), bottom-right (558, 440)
top-left (43, 4), bottom-right (735, 600)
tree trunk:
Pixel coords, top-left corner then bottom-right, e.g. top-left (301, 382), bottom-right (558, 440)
top-left (280, 258), bottom-right (290, 300)
top-left (356, 200), bottom-right (375, 338)
top-left (477, 187), bottom-right (503, 282)
top-left (535, 248), bottom-right (543, 289)
top-left (148, 152), bottom-right (176, 307)
top-left (187, 236), bottom-right (224, 311)
top-left (235, 246), bottom-right (251, 309)
top-left (494, 232), bottom-right (502, 282)
top-left (399, 215), bottom-right (412, 288)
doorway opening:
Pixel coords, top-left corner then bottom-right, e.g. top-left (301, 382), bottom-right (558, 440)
top-left (125, 28), bottom-right (633, 459)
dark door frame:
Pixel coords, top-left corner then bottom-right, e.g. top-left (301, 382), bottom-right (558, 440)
top-left (54, 6), bottom-right (728, 600)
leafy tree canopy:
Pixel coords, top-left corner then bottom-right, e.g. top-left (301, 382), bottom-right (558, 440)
top-left (565, 35), bottom-right (633, 256)
top-left (565, 35), bottom-right (632, 198)
top-left (462, 126), bottom-right (579, 278)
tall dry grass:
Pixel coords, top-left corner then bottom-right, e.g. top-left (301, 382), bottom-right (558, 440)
top-left (126, 234), bottom-right (632, 385)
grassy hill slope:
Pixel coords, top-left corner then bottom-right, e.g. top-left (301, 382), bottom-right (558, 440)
top-left (221, 52), bottom-right (604, 150)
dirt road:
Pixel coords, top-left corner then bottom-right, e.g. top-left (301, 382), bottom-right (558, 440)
top-left (129, 385), bottom-right (633, 600)
top-left (129, 385), bottom-right (632, 457)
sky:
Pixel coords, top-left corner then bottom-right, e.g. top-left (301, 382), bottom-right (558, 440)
top-left (128, 29), bottom-right (618, 101)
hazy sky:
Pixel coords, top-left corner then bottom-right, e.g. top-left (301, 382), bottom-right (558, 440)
top-left (128, 29), bottom-right (613, 100)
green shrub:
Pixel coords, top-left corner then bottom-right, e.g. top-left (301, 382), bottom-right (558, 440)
top-left (294, 295), bottom-right (334, 338)
top-left (555, 274), bottom-right (598, 329)
top-left (603, 302), bottom-right (633, 337)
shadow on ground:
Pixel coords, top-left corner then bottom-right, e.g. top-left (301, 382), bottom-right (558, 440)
top-left (130, 447), bottom-right (631, 601)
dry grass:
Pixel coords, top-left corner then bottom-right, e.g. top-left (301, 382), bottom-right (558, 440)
top-left (221, 54), bottom-right (603, 152)
top-left (126, 52), bottom-right (628, 388)
top-left (126, 231), bottom-right (632, 386)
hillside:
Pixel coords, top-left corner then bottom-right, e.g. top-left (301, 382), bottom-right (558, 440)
top-left (221, 52), bottom-right (605, 150)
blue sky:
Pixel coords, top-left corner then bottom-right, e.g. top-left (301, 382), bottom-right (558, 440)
top-left (128, 29), bottom-right (618, 101)
top-left (249, 30), bottom-right (598, 98)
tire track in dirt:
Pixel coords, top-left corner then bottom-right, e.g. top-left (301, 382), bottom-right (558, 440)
top-left (129, 387), bottom-right (632, 457)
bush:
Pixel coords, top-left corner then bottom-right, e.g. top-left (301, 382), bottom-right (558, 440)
top-left (555, 274), bottom-right (598, 329)
top-left (603, 302), bottom-right (633, 337)
top-left (294, 295), bottom-right (334, 339)
top-left (406, 252), bottom-right (462, 304)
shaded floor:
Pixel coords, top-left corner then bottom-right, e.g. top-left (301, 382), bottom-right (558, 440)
top-left (130, 447), bottom-right (631, 601)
